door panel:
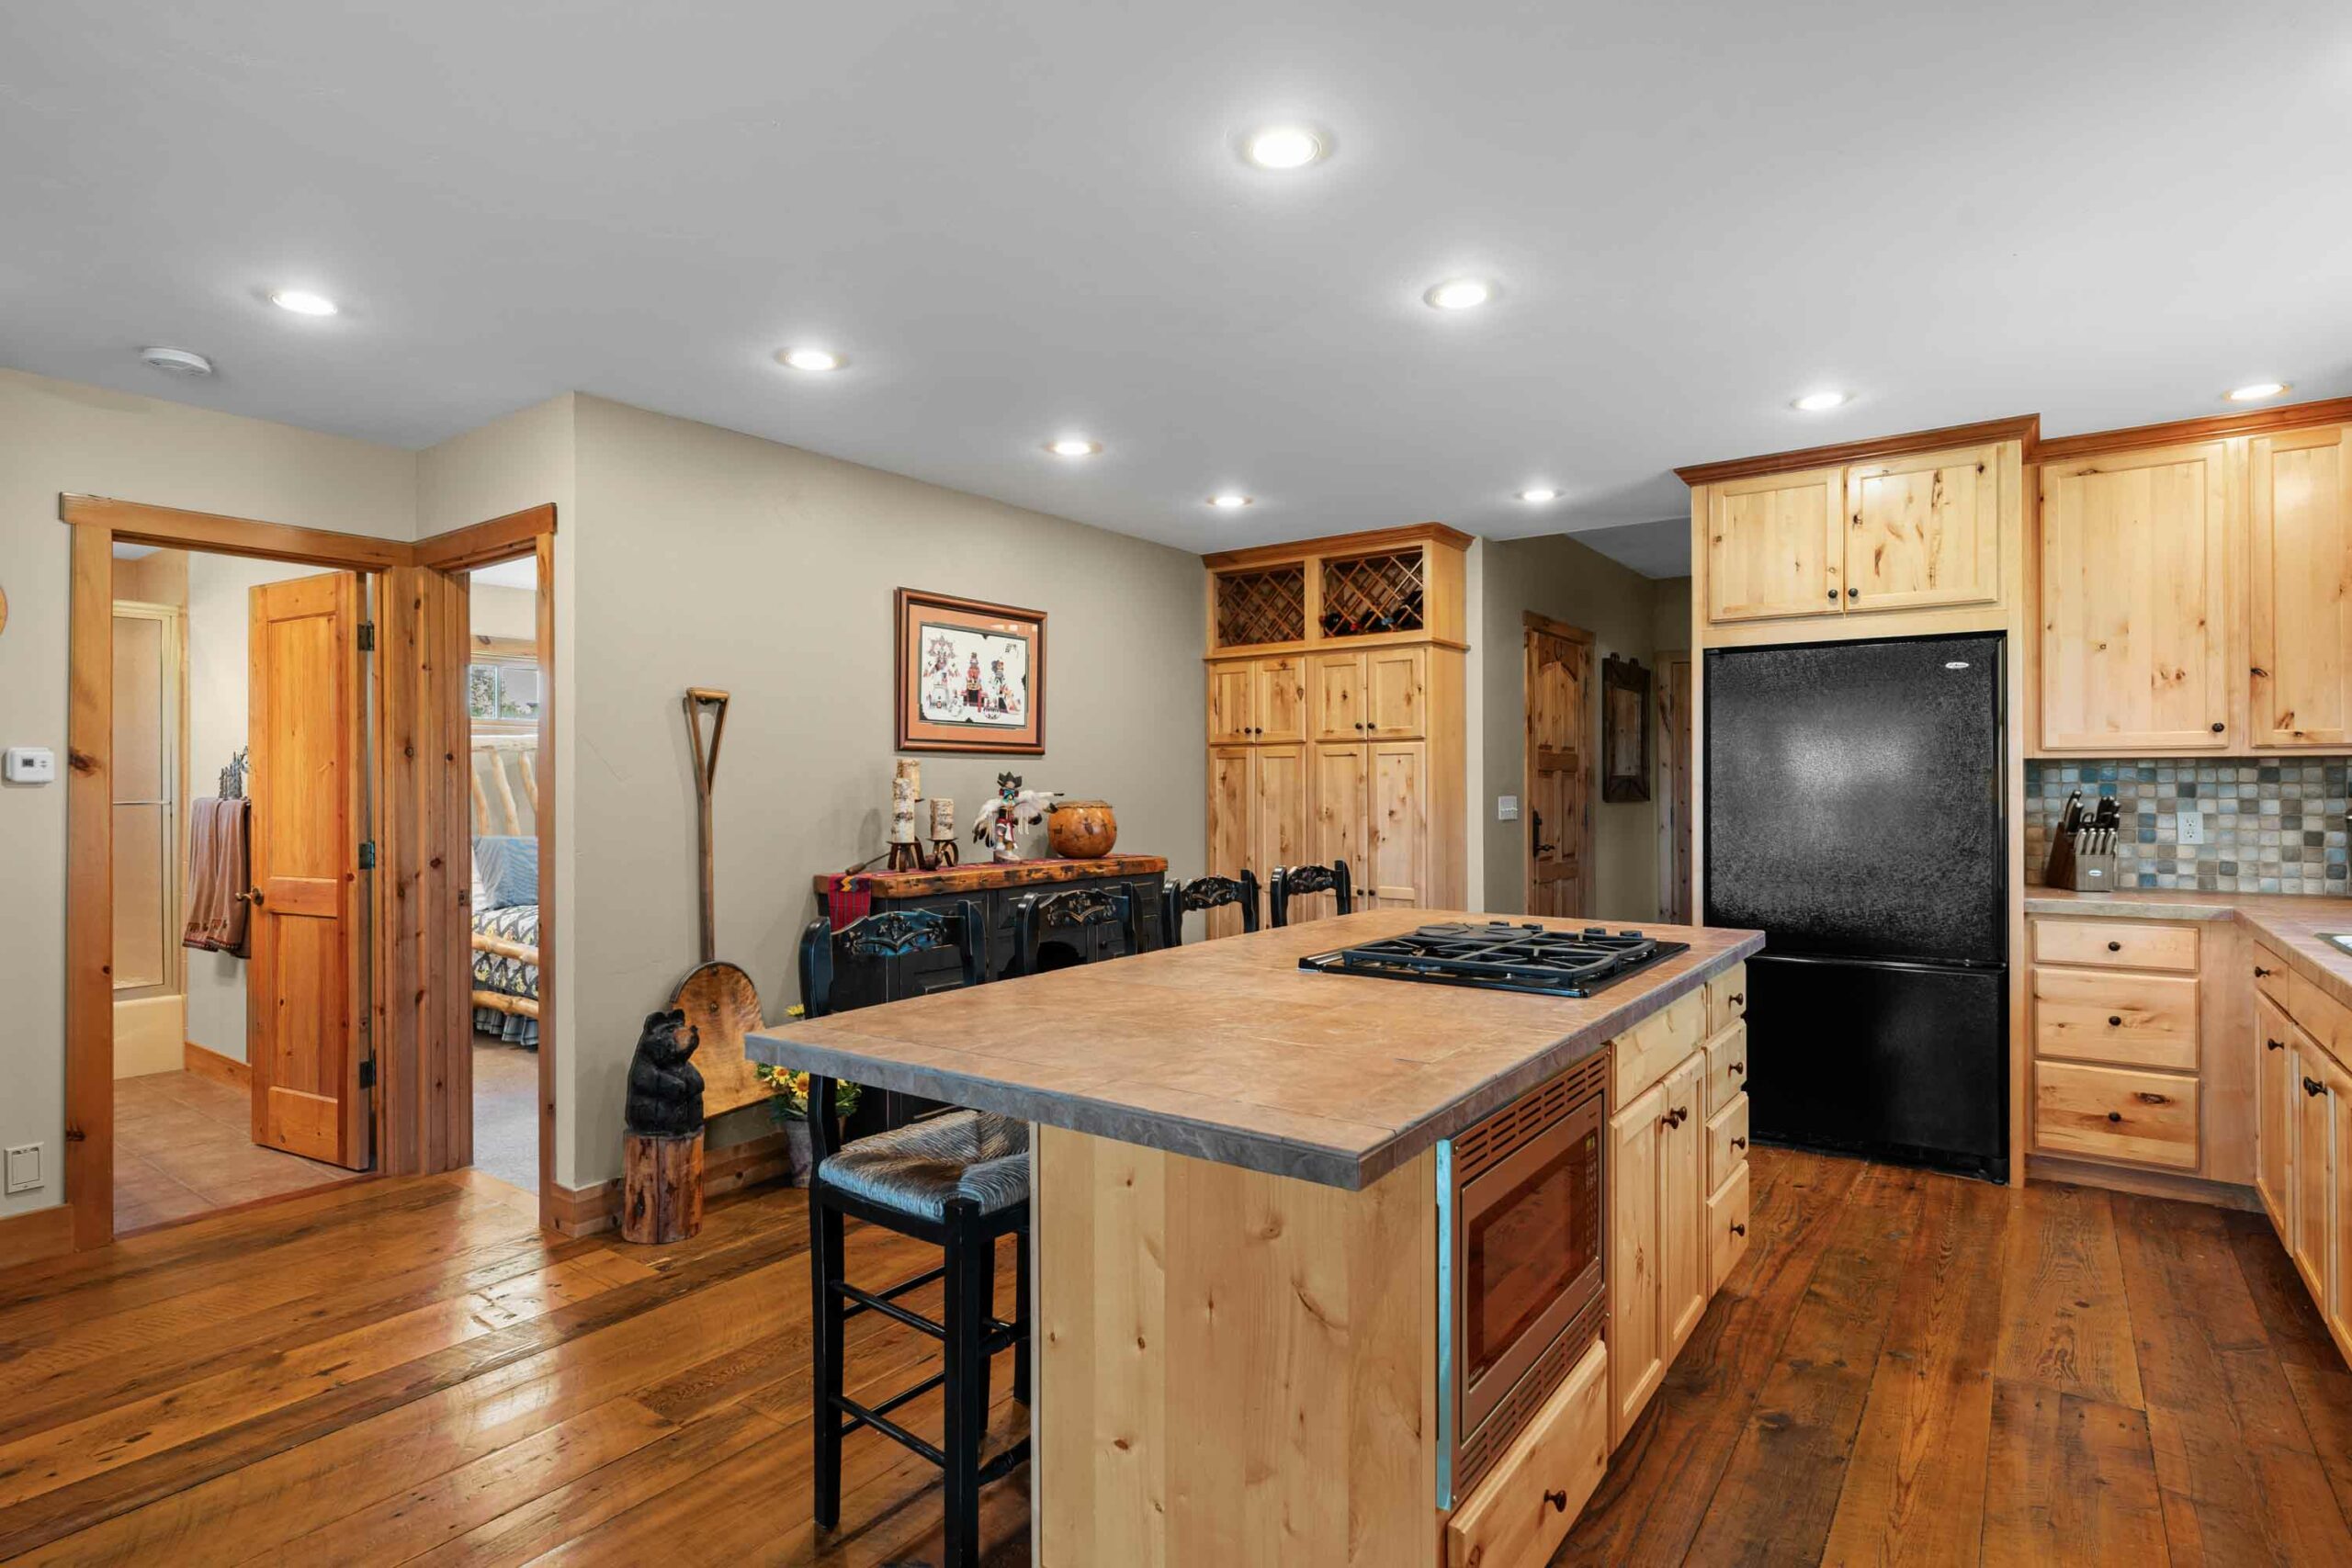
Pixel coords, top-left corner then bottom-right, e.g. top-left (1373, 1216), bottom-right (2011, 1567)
top-left (1609, 1081), bottom-right (1665, 1442)
top-left (1365, 740), bottom-right (1427, 908)
top-left (2250, 424), bottom-right (2352, 747)
top-left (1253, 744), bottom-right (1308, 926)
top-left (1207, 663), bottom-right (1256, 744)
top-left (1310, 652), bottom-right (1366, 741)
top-left (1525, 624), bottom-right (1591, 917)
top-left (1205, 745), bottom-right (1253, 939)
top-left (2039, 441), bottom-right (2233, 750)
top-left (1307, 742), bottom-right (1368, 923)
top-left (2292, 1031), bottom-right (2332, 1299)
top-left (2256, 993), bottom-right (2294, 1232)
top-left (1844, 445), bottom-right (2001, 612)
top-left (249, 571), bottom-right (369, 1168)
top-left (1363, 646), bottom-right (1427, 739)
top-left (1658, 1051), bottom-right (1708, 1353)
top-left (1705, 467), bottom-right (1842, 622)
top-left (1254, 657), bottom-right (1306, 744)
top-left (2331, 1052), bottom-right (2352, 1349)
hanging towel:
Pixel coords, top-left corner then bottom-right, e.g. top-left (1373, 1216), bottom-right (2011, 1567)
top-left (183, 796), bottom-right (251, 956)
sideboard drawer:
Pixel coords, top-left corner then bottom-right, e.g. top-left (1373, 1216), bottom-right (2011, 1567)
top-left (2032, 918), bottom-right (2199, 974)
top-left (2031, 966), bottom-right (2199, 1072)
top-left (1444, 1337), bottom-right (1610, 1568)
top-left (2034, 1060), bottom-right (2199, 1169)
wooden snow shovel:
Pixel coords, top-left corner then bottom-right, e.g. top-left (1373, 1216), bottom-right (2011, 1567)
top-left (669, 687), bottom-right (765, 1117)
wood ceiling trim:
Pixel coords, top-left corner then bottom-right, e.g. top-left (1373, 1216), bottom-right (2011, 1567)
top-left (2033, 395), bottom-right (2352, 462)
top-left (1672, 415), bottom-right (2041, 488)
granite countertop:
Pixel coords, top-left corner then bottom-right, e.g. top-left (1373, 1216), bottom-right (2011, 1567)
top-left (750, 911), bottom-right (1762, 1190)
top-left (2027, 887), bottom-right (2352, 1011)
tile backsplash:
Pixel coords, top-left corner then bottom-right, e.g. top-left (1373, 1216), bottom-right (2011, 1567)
top-left (2026, 758), bottom-right (2352, 894)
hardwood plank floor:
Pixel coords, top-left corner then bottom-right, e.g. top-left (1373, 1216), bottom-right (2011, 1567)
top-left (1, 1147), bottom-right (2341, 1565)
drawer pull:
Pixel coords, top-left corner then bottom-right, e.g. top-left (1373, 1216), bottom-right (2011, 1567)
top-left (1730, 1222), bottom-right (1747, 1236)
top-left (2107, 1111), bottom-right (2122, 1123)
top-left (1661, 1107), bottom-right (1688, 1129)
top-left (2256, 965), bottom-right (2274, 977)
top-left (2108, 1015), bottom-right (2122, 1027)
top-left (2211, 721), bottom-right (2225, 733)
top-left (2107, 941), bottom-right (2122, 953)
top-left (1729, 993), bottom-right (1745, 1007)
top-left (2267, 1038), bottom-right (2286, 1052)
top-left (1732, 1136), bottom-right (1747, 1151)
top-left (1544, 1488), bottom-right (1570, 1513)
top-left (1728, 1059), bottom-right (1746, 1074)
top-left (2306, 1077), bottom-right (2327, 1098)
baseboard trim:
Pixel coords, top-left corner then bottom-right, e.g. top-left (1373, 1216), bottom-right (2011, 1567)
top-left (2029, 1154), bottom-right (2262, 1212)
top-left (0, 1203), bottom-right (77, 1270)
top-left (548, 1125), bottom-right (800, 1238)
top-left (183, 1040), bottom-right (251, 1092)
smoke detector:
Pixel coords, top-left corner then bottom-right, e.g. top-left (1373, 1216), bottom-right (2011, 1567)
top-left (139, 346), bottom-right (214, 377)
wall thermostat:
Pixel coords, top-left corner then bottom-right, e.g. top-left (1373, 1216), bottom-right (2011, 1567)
top-left (4, 747), bottom-right (57, 784)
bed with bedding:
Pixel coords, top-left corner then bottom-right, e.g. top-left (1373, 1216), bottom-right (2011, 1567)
top-left (471, 832), bottom-right (539, 1046)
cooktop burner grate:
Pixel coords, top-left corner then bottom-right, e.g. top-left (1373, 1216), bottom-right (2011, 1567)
top-left (1299, 921), bottom-right (1690, 997)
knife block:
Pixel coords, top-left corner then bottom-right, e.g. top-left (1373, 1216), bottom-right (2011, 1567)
top-left (2043, 829), bottom-right (2119, 892)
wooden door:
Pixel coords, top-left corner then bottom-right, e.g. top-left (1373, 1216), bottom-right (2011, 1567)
top-left (1205, 745), bottom-right (1254, 939)
top-left (1609, 1080), bottom-right (1665, 1441)
top-left (1364, 740), bottom-right (1427, 909)
top-left (2250, 423), bottom-right (2352, 747)
top-left (2291, 1029), bottom-right (2333, 1299)
top-left (1253, 656), bottom-right (1306, 745)
top-left (1843, 444), bottom-right (2002, 612)
top-left (1252, 744), bottom-right (1308, 928)
top-left (1307, 741), bottom-right (1368, 922)
top-left (1309, 652), bottom-right (1366, 741)
top-left (248, 572), bottom-right (370, 1168)
top-left (1525, 618), bottom-right (1592, 918)
top-left (1657, 1051), bottom-right (1709, 1354)
top-left (1704, 467), bottom-right (1843, 622)
top-left (2256, 993), bottom-right (2295, 1234)
top-left (1363, 646), bottom-right (1427, 739)
top-left (1656, 655), bottom-right (1691, 922)
top-left (1206, 662), bottom-right (1257, 744)
top-left (2039, 441), bottom-right (2233, 750)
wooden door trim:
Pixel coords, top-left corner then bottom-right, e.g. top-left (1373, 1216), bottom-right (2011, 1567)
top-left (60, 495), bottom-right (411, 570)
top-left (1523, 619), bottom-right (1596, 917)
top-left (1523, 611), bottom-right (1594, 643)
top-left (413, 503), bottom-right (559, 571)
top-left (1674, 414), bottom-right (2041, 487)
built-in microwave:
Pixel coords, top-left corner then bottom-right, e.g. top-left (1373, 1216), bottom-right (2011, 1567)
top-left (1437, 1051), bottom-right (1607, 1506)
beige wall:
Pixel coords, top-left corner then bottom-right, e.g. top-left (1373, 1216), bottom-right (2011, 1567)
top-left (1653, 575), bottom-right (1692, 655)
top-left (0, 368), bottom-right (415, 1220)
top-left (1474, 534), bottom-right (1674, 923)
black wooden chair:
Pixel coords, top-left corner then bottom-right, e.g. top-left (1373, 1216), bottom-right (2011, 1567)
top-left (1268, 859), bottom-right (1354, 927)
top-left (1009, 884), bottom-right (1142, 976)
top-left (1161, 870), bottom-right (1260, 945)
top-left (797, 903), bottom-right (1029, 1568)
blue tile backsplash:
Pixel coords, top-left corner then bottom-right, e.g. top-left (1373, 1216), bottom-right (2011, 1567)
top-left (2026, 758), bottom-right (2352, 894)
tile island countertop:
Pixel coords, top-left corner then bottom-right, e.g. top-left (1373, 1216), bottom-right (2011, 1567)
top-left (750, 910), bottom-right (1762, 1189)
top-left (2028, 886), bottom-right (2352, 1011)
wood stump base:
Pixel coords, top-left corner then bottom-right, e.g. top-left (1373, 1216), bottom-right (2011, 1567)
top-left (621, 1130), bottom-right (705, 1244)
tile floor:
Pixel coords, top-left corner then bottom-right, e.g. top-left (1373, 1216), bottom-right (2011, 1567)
top-left (112, 1068), bottom-right (352, 1232)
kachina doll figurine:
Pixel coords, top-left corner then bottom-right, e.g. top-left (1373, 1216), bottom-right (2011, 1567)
top-left (970, 771), bottom-right (1059, 862)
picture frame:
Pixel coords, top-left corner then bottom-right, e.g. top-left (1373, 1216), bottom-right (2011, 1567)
top-left (895, 589), bottom-right (1046, 755)
top-left (1601, 653), bottom-right (1651, 804)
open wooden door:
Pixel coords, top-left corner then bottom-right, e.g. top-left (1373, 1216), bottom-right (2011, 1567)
top-left (1524, 615), bottom-right (1594, 918)
top-left (248, 572), bottom-right (371, 1168)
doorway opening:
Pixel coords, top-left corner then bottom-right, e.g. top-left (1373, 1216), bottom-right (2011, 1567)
top-left (1522, 613), bottom-right (1596, 918)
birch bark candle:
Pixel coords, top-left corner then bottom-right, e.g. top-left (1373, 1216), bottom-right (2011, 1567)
top-left (889, 760), bottom-right (921, 845)
top-left (928, 796), bottom-right (956, 841)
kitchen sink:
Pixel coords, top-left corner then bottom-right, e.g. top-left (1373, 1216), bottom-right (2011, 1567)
top-left (2320, 933), bottom-right (2352, 957)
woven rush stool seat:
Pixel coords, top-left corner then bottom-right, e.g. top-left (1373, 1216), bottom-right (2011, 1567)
top-left (814, 1110), bottom-right (1031, 1222)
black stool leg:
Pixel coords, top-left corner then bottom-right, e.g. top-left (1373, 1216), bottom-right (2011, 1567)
top-left (810, 1192), bottom-right (846, 1530)
top-left (1012, 1221), bottom-right (1032, 1405)
top-left (941, 1199), bottom-right (988, 1568)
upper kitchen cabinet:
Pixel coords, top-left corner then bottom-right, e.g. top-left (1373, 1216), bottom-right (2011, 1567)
top-left (1203, 523), bottom-right (1469, 655)
top-left (2038, 439), bottom-right (2234, 752)
top-left (2249, 423), bottom-right (2352, 748)
top-left (1679, 420), bottom-right (2030, 643)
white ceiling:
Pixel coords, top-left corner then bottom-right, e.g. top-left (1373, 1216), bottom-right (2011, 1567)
top-left (5, 1), bottom-right (2348, 558)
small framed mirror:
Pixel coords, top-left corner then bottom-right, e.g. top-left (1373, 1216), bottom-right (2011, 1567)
top-left (1601, 654), bottom-right (1651, 804)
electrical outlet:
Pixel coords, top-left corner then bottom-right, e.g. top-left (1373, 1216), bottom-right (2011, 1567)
top-left (2177, 810), bottom-right (2205, 846)
top-left (1496, 795), bottom-right (1520, 821)
top-left (4, 1144), bottom-right (41, 1195)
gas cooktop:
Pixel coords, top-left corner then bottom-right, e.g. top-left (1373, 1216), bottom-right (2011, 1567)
top-left (1299, 921), bottom-right (1690, 997)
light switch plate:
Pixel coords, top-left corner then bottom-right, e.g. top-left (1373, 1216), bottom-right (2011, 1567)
top-left (1496, 795), bottom-right (1519, 821)
top-left (3, 747), bottom-right (56, 784)
top-left (4, 1144), bottom-right (40, 1195)
top-left (2177, 810), bottom-right (2204, 845)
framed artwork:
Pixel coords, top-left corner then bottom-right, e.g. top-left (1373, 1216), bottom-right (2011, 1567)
top-left (1601, 654), bottom-right (1651, 804)
top-left (895, 588), bottom-right (1046, 755)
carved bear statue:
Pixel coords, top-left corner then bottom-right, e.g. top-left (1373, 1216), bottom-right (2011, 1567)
top-left (625, 1009), bottom-right (705, 1137)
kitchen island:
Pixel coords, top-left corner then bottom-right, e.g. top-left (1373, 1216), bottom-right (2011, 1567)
top-left (752, 910), bottom-right (1761, 1566)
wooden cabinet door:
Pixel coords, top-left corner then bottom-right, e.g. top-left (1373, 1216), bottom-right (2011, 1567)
top-left (2256, 993), bottom-right (2295, 1234)
top-left (1306, 742), bottom-right (1368, 921)
top-left (1843, 444), bottom-right (2002, 613)
top-left (2250, 424), bottom-right (2352, 748)
top-left (2332, 1050), bottom-right (2352, 1350)
top-left (1704, 467), bottom-right (1843, 623)
top-left (2039, 441), bottom-right (2233, 750)
top-left (1205, 746), bottom-right (1254, 939)
top-left (1609, 1079), bottom-right (1666, 1443)
top-left (1657, 1051), bottom-right (1709, 1355)
top-left (1364, 740), bottom-right (1427, 909)
top-left (1254, 656), bottom-right (1307, 745)
top-left (1253, 743), bottom-right (1309, 910)
top-left (1363, 646), bottom-right (1428, 739)
top-left (1207, 662), bottom-right (1257, 744)
top-left (2292, 1029), bottom-right (2334, 1300)
top-left (1309, 652), bottom-right (1366, 741)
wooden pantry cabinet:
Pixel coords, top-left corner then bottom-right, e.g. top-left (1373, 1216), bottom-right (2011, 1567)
top-left (1201, 525), bottom-right (1468, 932)
top-left (2251, 945), bottom-right (2352, 1364)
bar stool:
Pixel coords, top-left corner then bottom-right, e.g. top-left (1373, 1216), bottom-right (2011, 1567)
top-left (798, 902), bottom-right (1029, 1568)
top-left (1269, 859), bottom-right (1353, 927)
top-left (1161, 870), bottom-right (1261, 943)
top-left (1009, 884), bottom-right (1142, 976)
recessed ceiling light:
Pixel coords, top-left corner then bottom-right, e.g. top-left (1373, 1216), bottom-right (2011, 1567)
top-left (269, 288), bottom-right (338, 317)
top-left (1207, 493), bottom-right (1253, 509)
top-left (1423, 278), bottom-right (1492, 310)
top-left (778, 347), bottom-right (843, 372)
top-left (1518, 487), bottom-right (1560, 503)
top-left (139, 346), bottom-right (214, 377)
top-left (1046, 438), bottom-right (1102, 457)
top-left (1792, 389), bottom-right (1849, 412)
top-left (1243, 126), bottom-right (1324, 170)
top-left (2224, 381), bottom-right (2289, 402)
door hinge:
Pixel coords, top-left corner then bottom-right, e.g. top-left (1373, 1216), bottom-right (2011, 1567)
top-left (356, 621), bottom-right (377, 652)
top-left (358, 1059), bottom-right (376, 1090)
top-left (358, 840), bottom-right (377, 871)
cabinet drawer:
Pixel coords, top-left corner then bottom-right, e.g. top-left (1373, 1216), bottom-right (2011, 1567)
top-left (2254, 946), bottom-right (2352, 1067)
top-left (1707, 1093), bottom-right (1749, 1193)
top-left (1704, 1021), bottom-right (1748, 1117)
top-left (1611, 991), bottom-right (1708, 1106)
top-left (2034, 1060), bottom-right (2199, 1169)
top-left (2032, 918), bottom-right (2198, 973)
top-left (1707, 1161), bottom-right (1751, 1297)
top-left (1706, 962), bottom-right (1748, 1032)
top-left (1444, 1337), bottom-right (1609, 1568)
top-left (2031, 967), bottom-right (2199, 1072)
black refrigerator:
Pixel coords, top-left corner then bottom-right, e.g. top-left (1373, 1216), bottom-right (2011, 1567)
top-left (1704, 633), bottom-right (2007, 1180)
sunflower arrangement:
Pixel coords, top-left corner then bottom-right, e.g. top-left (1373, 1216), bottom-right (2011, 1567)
top-left (756, 1063), bottom-right (861, 1122)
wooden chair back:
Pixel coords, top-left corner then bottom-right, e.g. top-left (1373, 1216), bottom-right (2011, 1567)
top-left (1268, 860), bottom-right (1353, 928)
top-left (1161, 870), bottom-right (1260, 945)
top-left (1010, 886), bottom-right (1140, 976)
top-left (797, 900), bottom-right (985, 1165)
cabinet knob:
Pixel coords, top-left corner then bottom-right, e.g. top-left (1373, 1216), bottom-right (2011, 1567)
top-left (1730, 1222), bottom-right (1747, 1236)
top-left (1729, 993), bottom-right (1745, 1007)
top-left (2107, 1111), bottom-right (2122, 1123)
top-left (1827, 591), bottom-right (1839, 602)
top-left (1846, 586), bottom-right (1859, 599)
top-left (2107, 941), bottom-right (2122, 952)
top-left (2210, 722), bottom-right (2225, 733)
top-left (2109, 1015), bottom-right (2122, 1027)
top-left (2267, 1038), bottom-right (2285, 1051)
top-left (2255, 965), bottom-right (2273, 977)
top-left (1729, 1060), bottom-right (1746, 1074)
top-left (2306, 1077), bottom-right (2326, 1097)
top-left (1732, 1135), bottom-right (1747, 1151)
top-left (1544, 1488), bottom-right (1569, 1514)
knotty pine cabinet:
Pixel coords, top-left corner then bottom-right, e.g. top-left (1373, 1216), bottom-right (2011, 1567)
top-left (2249, 423), bottom-right (2352, 747)
top-left (2250, 945), bottom-right (2352, 1366)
